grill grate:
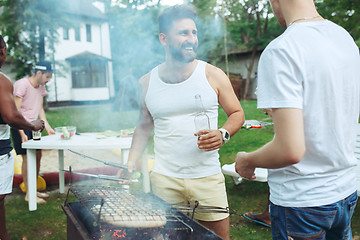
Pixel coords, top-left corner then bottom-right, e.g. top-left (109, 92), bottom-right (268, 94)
top-left (67, 185), bottom-right (192, 231)
top-left (63, 184), bottom-right (224, 239)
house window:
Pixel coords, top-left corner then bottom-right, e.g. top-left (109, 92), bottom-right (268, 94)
top-left (86, 24), bottom-right (92, 42)
top-left (75, 27), bottom-right (81, 41)
top-left (71, 61), bottom-right (107, 88)
top-left (63, 28), bottom-right (69, 40)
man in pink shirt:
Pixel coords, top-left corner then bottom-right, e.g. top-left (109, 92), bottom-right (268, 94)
top-left (11, 61), bottom-right (55, 204)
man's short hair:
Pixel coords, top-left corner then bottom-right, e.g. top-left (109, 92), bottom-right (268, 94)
top-left (158, 4), bottom-right (197, 34)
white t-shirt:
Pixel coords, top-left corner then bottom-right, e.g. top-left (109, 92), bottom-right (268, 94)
top-left (257, 20), bottom-right (360, 207)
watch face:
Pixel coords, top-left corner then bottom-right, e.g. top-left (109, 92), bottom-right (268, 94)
top-left (225, 132), bottom-right (230, 139)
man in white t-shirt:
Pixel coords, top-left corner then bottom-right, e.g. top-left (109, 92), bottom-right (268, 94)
top-left (235, 0), bottom-right (360, 239)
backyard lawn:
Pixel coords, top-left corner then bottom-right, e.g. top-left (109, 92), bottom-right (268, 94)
top-left (4, 100), bottom-right (360, 239)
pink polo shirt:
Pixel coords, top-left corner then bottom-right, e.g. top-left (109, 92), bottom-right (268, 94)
top-left (13, 77), bottom-right (47, 122)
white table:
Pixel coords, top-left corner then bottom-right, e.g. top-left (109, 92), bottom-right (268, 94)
top-left (22, 133), bottom-right (140, 211)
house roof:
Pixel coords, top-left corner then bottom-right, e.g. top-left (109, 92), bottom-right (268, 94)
top-left (65, 51), bottom-right (111, 62)
top-left (61, 0), bottom-right (107, 21)
top-left (222, 46), bottom-right (264, 56)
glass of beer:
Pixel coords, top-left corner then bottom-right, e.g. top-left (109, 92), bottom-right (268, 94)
top-left (32, 130), bottom-right (41, 141)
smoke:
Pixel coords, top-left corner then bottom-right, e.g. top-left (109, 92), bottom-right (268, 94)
top-left (2, 0), bottom-right (225, 125)
top-left (108, 5), bottom-right (163, 112)
top-left (109, 3), bottom-right (226, 112)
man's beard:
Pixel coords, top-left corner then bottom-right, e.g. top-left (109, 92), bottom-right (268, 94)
top-left (169, 43), bottom-right (197, 63)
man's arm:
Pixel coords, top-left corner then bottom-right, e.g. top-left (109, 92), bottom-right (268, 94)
top-left (13, 95), bottom-right (28, 142)
top-left (126, 73), bottom-right (154, 172)
top-left (0, 75), bottom-right (43, 131)
top-left (235, 108), bottom-right (306, 179)
top-left (127, 105), bottom-right (154, 172)
top-left (197, 64), bottom-right (245, 151)
top-left (38, 97), bottom-right (55, 135)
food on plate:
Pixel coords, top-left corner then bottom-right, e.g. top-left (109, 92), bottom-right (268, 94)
top-left (55, 126), bottom-right (76, 140)
top-left (61, 132), bottom-right (74, 139)
top-left (96, 128), bottom-right (135, 139)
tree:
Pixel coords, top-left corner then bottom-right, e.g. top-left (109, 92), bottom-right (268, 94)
top-left (191, 0), bottom-right (283, 100)
top-left (0, 0), bottom-right (69, 79)
top-left (192, 0), bottom-right (283, 99)
top-left (191, 0), bottom-right (227, 63)
top-left (223, 0), bottom-right (283, 99)
top-left (108, 1), bottom-right (163, 110)
top-left (316, 0), bottom-right (360, 47)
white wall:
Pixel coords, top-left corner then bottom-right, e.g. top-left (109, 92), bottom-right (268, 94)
top-left (71, 88), bottom-right (110, 101)
top-left (47, 18), bottom-right (113, 102)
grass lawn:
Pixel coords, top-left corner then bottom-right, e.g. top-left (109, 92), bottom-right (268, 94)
top-left (4, 100), bottom-right (360, 239)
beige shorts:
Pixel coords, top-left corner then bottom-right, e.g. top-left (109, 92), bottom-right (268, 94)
top-left (0, 152), bottom-right (14, 195)
top-left (150, 172), bottom-right (229, 221)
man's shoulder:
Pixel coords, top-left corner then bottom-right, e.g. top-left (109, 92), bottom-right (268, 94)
top-left (0, 73), bottom-right (13, 99)
top-left (14, 77), bottom-right (28, 86)
top-left (139, 72), bottom-right (151, 85)
top-left (0, 72), bottom-right (12, 87)
top-left (0, 72), bottom-right (11, 82)
top-left (0, 72), bottom-right (12, 86)
top-left (16, 77), bottom-right (28, 82)
top-left (204, 62), bottom-right (227, 80)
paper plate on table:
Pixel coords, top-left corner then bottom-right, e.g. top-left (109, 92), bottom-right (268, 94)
top-left (222, 162), bottom-right (268, 182)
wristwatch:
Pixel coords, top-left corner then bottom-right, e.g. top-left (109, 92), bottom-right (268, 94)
top-left (219, 128), bottom-right (230, 144)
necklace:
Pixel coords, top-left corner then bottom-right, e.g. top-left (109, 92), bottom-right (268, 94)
top-left (288, 15), bottom-right (321, 27)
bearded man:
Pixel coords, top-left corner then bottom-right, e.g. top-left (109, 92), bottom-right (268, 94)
top-left (124, 5), bottom-right (244, 239)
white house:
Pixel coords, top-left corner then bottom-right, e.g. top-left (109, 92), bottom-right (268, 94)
top-left (46, 0), bottom-right (114, 103)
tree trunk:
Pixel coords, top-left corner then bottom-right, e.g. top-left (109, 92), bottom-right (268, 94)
top-left (224, 19), bottom-right (229, 78)
top-left (242, 45), bottom-right (257, 100)
top-left (39, 27), bottom-right (49, 111)
top-left (39, 30), bottom-right (45, 61)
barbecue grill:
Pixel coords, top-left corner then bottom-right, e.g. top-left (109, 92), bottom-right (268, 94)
top-left (62, 184), bottom-right (223, 240)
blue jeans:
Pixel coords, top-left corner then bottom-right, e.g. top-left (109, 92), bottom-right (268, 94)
top-left (270, 191), bottom-right (358, 240)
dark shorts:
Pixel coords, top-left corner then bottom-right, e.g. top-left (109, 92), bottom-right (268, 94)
top-left (11, 128), bottom-right (32, 155)
top-left (270, 191), bottom-right (358, 240)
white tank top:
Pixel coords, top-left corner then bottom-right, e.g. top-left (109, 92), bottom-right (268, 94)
top-left (0, 73), bottom-right (12, 155)
top-left (145, 60), bottom-right (220, 178)
top-left (0, 72), bottom-right (11, 140)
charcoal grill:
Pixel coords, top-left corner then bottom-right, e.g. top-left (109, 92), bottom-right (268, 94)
top-left (62, 184), bottom-right (223, 240)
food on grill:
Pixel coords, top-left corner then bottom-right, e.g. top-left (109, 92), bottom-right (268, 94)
top-left (90, 203), bottom-right (167, 228)
top-left (88, 188), bottom-right (167, 228)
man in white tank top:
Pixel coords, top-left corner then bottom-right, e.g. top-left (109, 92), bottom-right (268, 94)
top-left (124, 5), bottom-right (244, 240)
top-left (235, 0), bottom-right (360, 239)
